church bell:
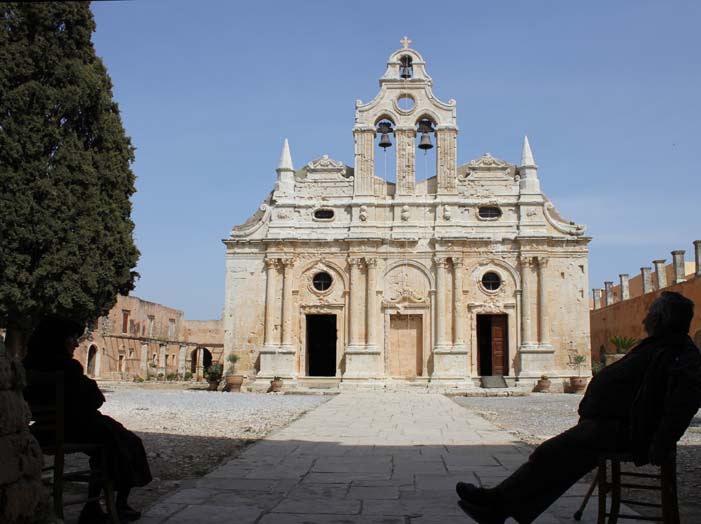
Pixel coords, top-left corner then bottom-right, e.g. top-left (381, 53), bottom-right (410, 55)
top-left (377, 122), bottom-right (393, 149)
top-left (417, 119), bottom-right (434, 150)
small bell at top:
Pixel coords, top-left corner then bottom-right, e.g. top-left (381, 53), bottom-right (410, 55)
top-left (377, 122), bottom-right (393, 149)
top-left (399, 55), bottom-right (413, 79)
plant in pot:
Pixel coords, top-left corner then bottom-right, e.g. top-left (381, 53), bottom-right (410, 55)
top-left (270, 376), bottom-right (283, 393)
top-left (606, 336), bottom-right (637, 365)
top-left (225, 353), bottom-right (244, 392)
top-left (569, 354), bottom-right (588, 393)
top-left (536, 374), bottom-right (551, 393)
top-left (204, 363), bottom-right (223, 391)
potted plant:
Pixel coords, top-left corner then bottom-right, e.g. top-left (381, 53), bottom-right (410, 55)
top-left (204, 363), bottom-right (223, 391)
top-left (270, 376), bottom-right (283, 393)
top-left (224, 353), bottom-right (244, 392)
top-left (606, 336), bottom-right (637, 365)
top-left (535, 374), bottom-right (551, 393)
top-left (569, 354), bottom-right (588, 393)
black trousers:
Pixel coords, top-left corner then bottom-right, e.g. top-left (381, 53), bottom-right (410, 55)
top-left (495, 418), bottom-right (629, 524)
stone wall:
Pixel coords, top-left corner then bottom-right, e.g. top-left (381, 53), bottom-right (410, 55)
top-left (0, 340), bottom-right (43, 523)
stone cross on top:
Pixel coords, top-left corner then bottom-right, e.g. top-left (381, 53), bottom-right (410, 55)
top-left (400, 36), bottom-right (412, 49)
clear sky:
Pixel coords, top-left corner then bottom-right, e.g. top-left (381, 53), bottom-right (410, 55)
top-left (91, 1), bottom-right (700, 320)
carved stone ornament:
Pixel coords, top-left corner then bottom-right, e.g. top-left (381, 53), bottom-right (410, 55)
top-left (442, 205), bottom-right (452, 221)
top-left (466, 152), bottom-right (509, 168)
top-left (359, 205), bottom-right (369, 222)
top-left (386, 266), bottom-right (428, 303)
top-left (306, 154), bottom-right (345, 173)
top-left (401, 205), bottom-right (410, 221)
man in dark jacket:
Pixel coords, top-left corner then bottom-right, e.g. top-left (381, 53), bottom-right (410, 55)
top-left (455, 291), bottom-right (701, 524)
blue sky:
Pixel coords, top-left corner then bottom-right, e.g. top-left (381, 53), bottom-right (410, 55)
top-left (91, 1), bottom-right (700, 320)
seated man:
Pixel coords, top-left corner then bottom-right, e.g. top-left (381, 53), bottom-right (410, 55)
top-left (456, 291), bottom-right (701, 524)
top-left (24, 315), bottom-right (152, 524)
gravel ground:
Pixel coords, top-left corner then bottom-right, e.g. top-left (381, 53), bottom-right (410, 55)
top-left (61, 383), bottom-right (329, 523)
top-left (453, 393), bottom-right (701, 523)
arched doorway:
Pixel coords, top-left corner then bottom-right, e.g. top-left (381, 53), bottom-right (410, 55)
top-left (190, 347), bottom-right (213, 379)
top-left (86, 345), bottom-right (98, 377)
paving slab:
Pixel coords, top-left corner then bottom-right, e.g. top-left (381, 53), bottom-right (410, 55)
top-left (145, 392), bottom-right (634, 523)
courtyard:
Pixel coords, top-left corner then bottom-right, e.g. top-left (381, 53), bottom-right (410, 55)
top-left (60, 385), bottom-right (701, 523)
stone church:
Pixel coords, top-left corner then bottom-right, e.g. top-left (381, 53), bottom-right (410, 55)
top-left (223, 39), bottom-right (591, 390)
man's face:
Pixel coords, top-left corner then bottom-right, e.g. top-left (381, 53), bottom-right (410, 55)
top-left (64, 334), bottom-right (79, 357)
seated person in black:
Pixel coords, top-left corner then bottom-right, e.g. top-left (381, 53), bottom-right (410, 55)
top-left (24, 315), bottom-right (152, 523)
top-left (455, 291), bottom-right (701, 524)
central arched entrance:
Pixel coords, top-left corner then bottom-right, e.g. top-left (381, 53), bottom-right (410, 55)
top-left (190, 347), bottom-right (212, 379)
top-left (86, 345), bottom-right (98, 377)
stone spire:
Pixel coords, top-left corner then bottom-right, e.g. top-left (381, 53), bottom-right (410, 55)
top-left (518, 135), bottom-right (540, 194)
top-left (277, 138), bottom-right (293, 172)
top-left (275, 138), bottom-right (295, 196)
top-left (520, 135), bottom-right (536, 167)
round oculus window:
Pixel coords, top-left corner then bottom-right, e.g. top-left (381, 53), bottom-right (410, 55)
top-left (481, 271), bottom-right (502, 291)
top-left (312, 272), bottom-right (333, 292)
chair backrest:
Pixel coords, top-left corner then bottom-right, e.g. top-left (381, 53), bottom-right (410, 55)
top-left (25, 370), bottom-right (65, 475)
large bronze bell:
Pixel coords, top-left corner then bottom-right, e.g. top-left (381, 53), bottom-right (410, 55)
top-left (377, 122), bottom-right (393, 149)
top-left (418, 132), bottom-right (433, 150)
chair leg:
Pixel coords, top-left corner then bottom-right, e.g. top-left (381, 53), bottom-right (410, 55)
top-left (574, 475), bottom-right (598, 520)
top-left (607, 459), bottom-right (621, 524)
top-left (54, 455), bottom-right (65, 519)
top-left (101, 454), bottom-right (120, 524)
top-left (597, 459), bottom-right (608, 524)
top-left (661, 456), bottom-right (680, 524)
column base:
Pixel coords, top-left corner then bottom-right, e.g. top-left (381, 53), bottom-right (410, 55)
top-left (517, 344), bottom-right (555, 376)
top-left (258, 346), bottom-right (296, 377)
top-left (431, 345), bottom-right (469, 379)
top-left (343, 345), bottom-right (382, 378)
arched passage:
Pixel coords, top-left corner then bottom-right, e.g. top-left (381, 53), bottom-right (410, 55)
top-left (190, 347), bottom-right (213, 379)
top-left (86, 345), bottom-right (98, 377)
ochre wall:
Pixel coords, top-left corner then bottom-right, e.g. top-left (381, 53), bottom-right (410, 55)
top-left (590, 275), bottom-right (701, 361)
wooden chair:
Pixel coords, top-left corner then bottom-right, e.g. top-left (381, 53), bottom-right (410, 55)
top-left (26, 370), bottom-right (120, 524)
top-left (574, 449), bottom-right (680, 523)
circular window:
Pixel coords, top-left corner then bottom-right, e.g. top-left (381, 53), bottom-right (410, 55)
top-left (312, 272), bottom-right (333, 292)
top-left (481, 272), bottom-right (502, 291)
top-left (478, 206), bottom-right (502, 219)
top-left (396, 94), bottom-right (415, 112)
top-left (314, 208), bottom-right (334, 220)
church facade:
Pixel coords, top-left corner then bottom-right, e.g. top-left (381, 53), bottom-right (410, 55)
top-left (223, 40), bottom-right (591, 390)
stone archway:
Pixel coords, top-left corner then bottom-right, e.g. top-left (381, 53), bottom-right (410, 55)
top-left (190, 347), bottom-right (213, 379)
top-left (86, 344), bottom-right (98, 377)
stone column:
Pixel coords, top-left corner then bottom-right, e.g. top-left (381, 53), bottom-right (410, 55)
top-left (353, 128), bottom-right (375, 195)
top-left (280, 258), bottom-right (294, 348)
top-left (619, 274), bottom-right (630, 300)
top-left (395, 127), bottom-right (416, 195)
top-left (604, 282), bottom-right (614, 306)
top-left (263, 257), bottom-right (278, 347)
top-left (365, 258), bottom-right (378, 348)
top-left (592, 289), bottom-right (602, 309)
top-left (436, 127), bottom-right (457, 194)
top-left (196, 347), bottom-right (204, 380)
top-left (653, 259), bottom-right (667, 289)
top-left (694, 240), bottom-right (701, 277)
top-left (158, 343), bottom-right (167, 376)
top-left (537, 257), bottom-right (550, 345)
top-left (641, 267), bottom-right (653, 293)
top-left (520, 257), bottom-right (534, 345)
top-left (178, 344), bottom-right (187, 377)
top-left (672, 250), bottom-right (686, 284)
top-left (140, 343), bottom-right (149, 377)
top-left (435, 257), bottom-right (450, 347)
top-left (348, 257), bottom-right (364, 347)
top-left (452, 257), bottom-right (465, 347)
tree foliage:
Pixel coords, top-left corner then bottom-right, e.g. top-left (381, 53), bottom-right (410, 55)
top-left (0, 3), bottom-right (139, 347)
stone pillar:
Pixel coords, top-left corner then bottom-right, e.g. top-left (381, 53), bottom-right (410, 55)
top-left (395, 127), bottom-right (416, 195)
top-left (436, 127), bottom-right (457, 194)
top-left (653, 259), bottom-right (667, 289)
top-left (353, 128), bottom-right (375, 195)
top-left (348, 257), bottom-right (364, 347)
top-left (0, 340), bottom-right (43, 524)
top-left (452, 257), bottom-right (465, 347)
top-left (694, 240), bottom-right (701, 277)
top-left (140, 342), bottom-right (149, 377)
top-left (604, 282), bottom-right (614, 306)
top-left (280, 258), bottom-right (294, 348)
top-left (619, 274), bottom-right (630, 301)
top-left (592, 289), bottom-right (602, 309)
top-left (520, 257), bottom-right (535, 345)
top-left (641, 267), bottom-right (653, 293)
top-left (196, 347), bottom-right (204, 380)
top-left (263, 257), bottom-right (278, 347)
top-left (435, 257), bottom-right (450, 348)
top-left (178, 344), bottom-right (187, 377)
top-left (365, 258), bottom-right (378, 348)
top-left (537, 257), bottom-right (550, 345)
top-left (158, 343), bottom-right (167, 376)
top-left (672, 250), bottom-right (686, 284)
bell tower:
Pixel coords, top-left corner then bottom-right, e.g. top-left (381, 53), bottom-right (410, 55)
top-left (353, 37), bottom-right (458, 197)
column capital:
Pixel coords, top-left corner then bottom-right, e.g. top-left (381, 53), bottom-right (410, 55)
top-left (537, 256), bottom-right (549, 269)
top-left (348, 257), bottom-right (364, 267)
top-left (652, 259), bottom-right (666, 265)
top-left (434, 257), bottom-right (449, 268)
top-left (279, 257), bottom-right (295, 268)
top-left (521, 256), bottom-right (537, 268)
top-left (364, 257), bottom-right (378, 268)
top-left (671, 250), bottom-right (686, 256)
top-left (694, 240), bottom-right (701, 247)
top-left (451, 257), bottom-right (464, 268)
top-left (264, 257), bottom-right (279, 268)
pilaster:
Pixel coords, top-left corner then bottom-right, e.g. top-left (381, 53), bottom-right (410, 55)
top-left (365, 258), bottom-right (378, 349)
top-left (452, 257), bottom-right (465, 349)
top-left (537, 257), bottom-right (550, 347)
top-left (263, 257), bottom-right (278, 347)
top-left (347, 257), bottom-right (364, 348)
top-left (520, 256), bottom-right (535, 346)
top-left (434, 256), bottom-right (450, 349)
top-left (353, 128), bottom-right (375, 196)
top-left (395, 127), bottom-right (416, 195)
top-left (280, 258), bottom-right (294, 349)
top-left (436, 127), bottom-right (457, 194)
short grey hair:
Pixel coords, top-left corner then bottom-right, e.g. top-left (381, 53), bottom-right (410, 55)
top-left (646, 292), bottom-right (694, 336)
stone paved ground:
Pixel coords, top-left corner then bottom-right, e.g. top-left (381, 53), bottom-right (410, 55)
top-left (139, 393), bottom-right (617, 523)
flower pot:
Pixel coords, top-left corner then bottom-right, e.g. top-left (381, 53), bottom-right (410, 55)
top-left (270, 379), bottom-right (283, 392)
top-left (226, 374), bottom-right (245, 392)
top-left (569, 377), bottom-right (587, 394)
top-left (208, 380), bottom-right (220, 391)
top-left (535, 378), bottom-right (551, 393)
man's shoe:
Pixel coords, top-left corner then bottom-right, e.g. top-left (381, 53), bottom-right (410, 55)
top-left (456, 481), bottom-right (489, 503)
top-left (117, 504), bottom-right (142, 521)
top-left (78, 503), bottom-right (109, 524)
top-left (457, 499), bottom-right (506, 524)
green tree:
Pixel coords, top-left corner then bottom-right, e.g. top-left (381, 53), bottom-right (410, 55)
top-left (0, 3), bottom-right (139, 357)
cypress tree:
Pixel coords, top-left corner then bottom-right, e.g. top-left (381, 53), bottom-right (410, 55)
top-left (0, 3), bottom-right (139, 357)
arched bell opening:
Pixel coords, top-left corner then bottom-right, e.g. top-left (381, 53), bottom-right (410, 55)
top-left (399, 54), bottom-right (414, 79)
top-left (415, 117), bottom-right (437, 181)
top-left (374, 116), bottom-right (397, 184)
